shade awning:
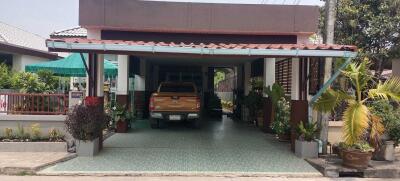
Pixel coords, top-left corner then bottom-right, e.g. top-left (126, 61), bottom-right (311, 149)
top-left (25, 53), bottom-right (118, 77)
top-left (46, 38), bottom-right (358, 58)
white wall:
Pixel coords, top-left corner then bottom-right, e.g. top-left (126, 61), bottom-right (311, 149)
top-left (12, 54), bottom-right (48, 72)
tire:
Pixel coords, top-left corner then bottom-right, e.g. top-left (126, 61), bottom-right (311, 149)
top-left (191, 119), bottom-right (201, 129)
top-left (150, 119), bottom-right (159, 129)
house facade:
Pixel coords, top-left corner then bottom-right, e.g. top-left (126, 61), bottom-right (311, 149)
top-left (0, 21), bottom-right (58, 71)
top-left (46, 0), bottom-right (357, 145)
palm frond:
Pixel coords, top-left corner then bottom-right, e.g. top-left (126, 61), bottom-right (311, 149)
top-left (369, 114), bottom-right (385, 149)
top-left (368, 77), bottom-right (400, 102)
top-left (342, 101), bottom-right (369, 145)
top-left (313, 88), bottom-right (351, 113)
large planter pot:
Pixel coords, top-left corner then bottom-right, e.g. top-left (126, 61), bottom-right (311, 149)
top-left (295, 140), bottom-right (319, 158)
top-left (373, 140), bottom-right (395, 161)
top-left (116, 120), bottom-right (128, 133)
top-left (342, 149), bottom-right (372, 169)
top-left (76, 138), bottom-right (99, 157)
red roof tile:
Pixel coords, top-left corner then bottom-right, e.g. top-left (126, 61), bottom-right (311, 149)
top-left (48, 38), bottom-right (358, 52)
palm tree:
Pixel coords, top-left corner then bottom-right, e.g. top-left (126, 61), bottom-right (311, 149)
top-left (313, 60), bottom-right (400, 147)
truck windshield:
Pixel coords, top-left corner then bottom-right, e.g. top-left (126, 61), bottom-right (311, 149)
top-left (159, 84), bottom-right (195, 93)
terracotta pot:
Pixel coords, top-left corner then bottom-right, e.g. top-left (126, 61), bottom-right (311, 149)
top-left (342, 149), bottom-right (372, 169)
top-left (116, 120), bottom-right (128, 133)
top-left (278, 133), bottom-right (291, 142)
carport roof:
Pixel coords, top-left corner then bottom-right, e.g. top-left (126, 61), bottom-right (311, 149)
top-left (46, 38), bottom-right (358, 58)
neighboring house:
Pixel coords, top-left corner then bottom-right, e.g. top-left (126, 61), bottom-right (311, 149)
top-left (0, 21), bottom-right (58, 71)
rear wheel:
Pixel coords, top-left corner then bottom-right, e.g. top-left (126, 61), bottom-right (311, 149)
top-left (150, 119), bottom-right (159, 129)
top-left (191, 119), bottom-right (201, 129)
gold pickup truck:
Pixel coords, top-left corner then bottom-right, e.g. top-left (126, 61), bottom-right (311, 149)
top-left (149, 82), bottom-right (201, 128)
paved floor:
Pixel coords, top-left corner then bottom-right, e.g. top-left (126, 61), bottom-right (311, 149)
top-left (40, 116), bottom-right (319, 176)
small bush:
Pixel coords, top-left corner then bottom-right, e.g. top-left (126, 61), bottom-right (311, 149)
top-left (48, 128), bottom-right (64, 142)
top-left (30, 123), bottom-right (41, 140)
top-left (4, 128), bottom-right (13, 139)
top-left (271, 97), bottom-right (291, 135)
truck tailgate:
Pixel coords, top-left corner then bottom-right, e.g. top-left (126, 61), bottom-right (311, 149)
top-left (152, 93), bottom-right (199, 112)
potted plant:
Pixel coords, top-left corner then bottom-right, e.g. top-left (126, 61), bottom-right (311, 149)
top-left (112, 104), bottom-right (129, 133)
top-left (243, 90), bottom-right (263, 125)
top-left (369, 100), bottom-right (400, 161)
top-left (264, 83), bottom-right (286, 131)
top-left (270, 97), bottom-right (291, 141)
top-left (65, 103), bottom-right (107, 156)
top-left (295, 121), bottom-right (319, 158)
top-left (314, 60), bottom-right (400, 169)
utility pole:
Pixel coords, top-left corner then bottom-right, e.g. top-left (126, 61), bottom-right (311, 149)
top-left (320, 0), bottom-right (337, 154)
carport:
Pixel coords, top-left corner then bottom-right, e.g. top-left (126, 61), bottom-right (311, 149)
top-left (43, 0), bottom-right (358, 174)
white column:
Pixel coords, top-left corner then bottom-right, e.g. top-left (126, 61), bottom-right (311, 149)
top-left (117, 55), bottom-right (129, 95)
top-left (96, 54), bottom-right (104, 97)
top-left (244, 62), bottom-right (251, 95)
top-left (393, 59), bottom-right (400, 77)
top-left (264, 58), bottom-right (276, 96)
top-left (291, 58), bottom-right (300, 100)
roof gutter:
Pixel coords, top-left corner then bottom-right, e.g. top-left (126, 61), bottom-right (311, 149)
top-left (47, 41), bottom-right (358, 58)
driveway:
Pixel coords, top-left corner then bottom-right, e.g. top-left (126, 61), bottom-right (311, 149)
top-left (39, 116), bottom-right (320, 176)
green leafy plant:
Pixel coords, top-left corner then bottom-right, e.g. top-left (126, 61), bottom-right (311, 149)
top-left (369, 100), bottom-right (400, 146)
top-left (243, 90), bottom-right (263, 123)
top-left (313, 60), bottom-right (400, 151)
top-left (264, 83), bottom-right (285, 107)
top-left (30, 123), bottom-right (41, 140)
top-left (271, 97), bottom-right (291, 135)
top-left (36, 70), bottom-right (59, 93)
top-left (297, 122), bottom-right (319, 142)
top-left (11, 72), bottom-right (45, 93)
top-left (0, 63), bottom-right (13, 89)
top-left (16, 123), bottom-right (30, 140)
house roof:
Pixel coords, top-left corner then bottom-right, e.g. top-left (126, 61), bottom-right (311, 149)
top-left (0, 21), bottom-right (47, 51)
top-left (0, 21), bottom-right (58, 59)
top-left (50, 27), bottom-right (87, 38)
top-left (46, 38), bottom-right (358, 58)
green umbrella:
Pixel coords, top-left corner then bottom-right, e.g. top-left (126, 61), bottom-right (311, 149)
top-left (25, 53), bottom-right (118, 77)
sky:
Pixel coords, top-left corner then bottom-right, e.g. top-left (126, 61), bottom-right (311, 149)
top-left (0, 0), bottom-right (323, 38)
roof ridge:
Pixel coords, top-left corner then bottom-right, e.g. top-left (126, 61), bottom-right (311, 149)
top-left (51, 26), bottom-right (84, 34)
top-left (0, 21), bottom-right (46, 40)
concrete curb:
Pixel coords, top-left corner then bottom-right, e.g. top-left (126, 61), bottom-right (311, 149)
top-left (0, 142), bottom-right (67, 152)
top-left (0, 153), bottom-right (77, 175)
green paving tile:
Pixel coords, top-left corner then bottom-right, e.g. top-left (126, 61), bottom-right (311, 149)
top-left (42, 117), bottom-right (318, 173)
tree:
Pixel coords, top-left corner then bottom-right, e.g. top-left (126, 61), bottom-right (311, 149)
top-left (0, 63), bottom-right (13, 89)
top-left (334, 0), bottom-right (400, 76)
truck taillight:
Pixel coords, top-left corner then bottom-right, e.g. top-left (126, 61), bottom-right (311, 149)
top-left (149, 97), bottom-right (155, 111)
top-left (196, 97), bottom-right (201, 109)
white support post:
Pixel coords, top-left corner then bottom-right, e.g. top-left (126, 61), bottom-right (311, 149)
top-left (264, 58), bottom-right (276, 97)
top-left (117, 55), bottom-right (129, 96)
top-left (291, 58), bottom-right (300, 100)
top-left (244, 62), bottom-right (251, 95)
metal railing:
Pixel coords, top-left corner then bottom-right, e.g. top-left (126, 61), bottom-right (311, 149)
top-left (0, 93), bottom-right (68, 115)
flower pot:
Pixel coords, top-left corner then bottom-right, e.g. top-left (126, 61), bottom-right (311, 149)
top-left (342, 149), bottom-right (372, 169)
top-left (278, 133), bottom-right (290, 142)
top-left (373, 140), bottom-right (395, 161)
top-left (295, 140), bottom-right (319, 158)
top-left (116, 120), bottom-right (128, 133)
top-left (76, 138), bottom-right (99, 157)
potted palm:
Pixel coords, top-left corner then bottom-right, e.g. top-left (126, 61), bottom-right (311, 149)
top-left (264, 83), bottom-right (285, 131)
top-left (112, 104), bottom-right (129, 133)
top-left (314, 60), bottom-right (400, 169)
top-left (295, 121), bottom-right (319, 158)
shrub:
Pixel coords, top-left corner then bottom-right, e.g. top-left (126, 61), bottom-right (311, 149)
top-left (16, 123), bottom-right (30, 140)
top-left (48, 128), bottom-right (64, 142)
top-left (296, 121), bottom-right (319, 142)
top-left (271, 97), bottom-right (291, 135)
top-left (30, 123), bottom-right (41, 140)
top-left (36, 70), bottom-right (59, 93)
top-left (11, 72), bottom-right (45, 93)
top-left (65, 104), bottom-right (107, 141)
top-left (4, 128), bottom-right (13, 139)
top-left (369, 100), bottom-right (400, 146)
top-left (0, 63), bottom-right (13, 89)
